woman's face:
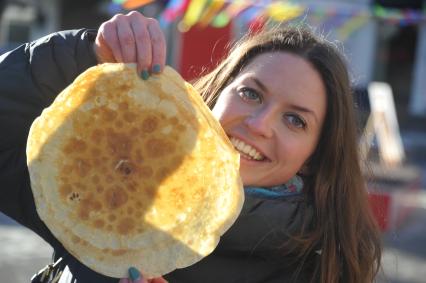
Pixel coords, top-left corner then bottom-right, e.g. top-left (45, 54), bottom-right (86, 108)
top-left (212, 52), bottom-right (327, 187)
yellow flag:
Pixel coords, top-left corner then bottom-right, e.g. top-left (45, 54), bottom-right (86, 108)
top-left (199, 0), bottom-right (226, 27)
top-left (181, 0), bottom-right (210, 31)
top-left (266, 2), bottom-right (304, 22)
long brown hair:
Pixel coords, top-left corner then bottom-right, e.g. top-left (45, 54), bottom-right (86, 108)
top-left (193, 26), bottom-right (382, 283)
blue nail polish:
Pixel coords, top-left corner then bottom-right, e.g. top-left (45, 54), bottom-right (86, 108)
top-left (152, 64), bottom-right (161, 74)
top-left (140, 70), bottom-right (149, 80)
top-left (128, 267), bottom-right (141, 282)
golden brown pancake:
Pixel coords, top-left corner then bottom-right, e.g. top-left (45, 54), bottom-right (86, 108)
top-left (26, 63), bottom-right (243, 278)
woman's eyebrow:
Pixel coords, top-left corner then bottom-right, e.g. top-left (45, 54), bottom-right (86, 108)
top-left (251, 77), bottom-right (269, 93)
top-left (289, 104), bottom-right (319, 124)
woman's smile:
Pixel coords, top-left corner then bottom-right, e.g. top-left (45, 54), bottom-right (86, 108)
top-left (230, 136), bottom-right (267, 161)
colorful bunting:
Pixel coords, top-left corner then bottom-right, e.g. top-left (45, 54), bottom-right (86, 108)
top-left (112, 0), bottom-right (426, 38)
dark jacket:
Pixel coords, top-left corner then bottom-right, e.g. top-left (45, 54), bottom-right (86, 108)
top-left (0, 29), bottom-right (317, 283)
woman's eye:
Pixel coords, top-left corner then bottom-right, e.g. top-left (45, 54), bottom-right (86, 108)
top-left (238, 87), bottom-right (261, 103)
top-left (284, 113), bottom-right (306, 129)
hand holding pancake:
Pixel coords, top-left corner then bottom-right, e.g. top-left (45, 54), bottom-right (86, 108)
top-left (94, 11), bottom-right (166, 77)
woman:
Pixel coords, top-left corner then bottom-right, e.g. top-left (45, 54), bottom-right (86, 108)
top-left (0, 11), bottom-right (381, 283)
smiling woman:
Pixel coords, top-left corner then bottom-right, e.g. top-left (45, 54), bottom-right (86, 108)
top-left (0, 10), bottom-right (381, 283)
top-left (193, 26), bottom-right (382, 283)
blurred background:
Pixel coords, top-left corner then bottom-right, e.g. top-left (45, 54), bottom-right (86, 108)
top-left (0, 0), bottom-right (425, 282)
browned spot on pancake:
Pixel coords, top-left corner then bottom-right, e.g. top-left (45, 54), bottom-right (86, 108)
top-left (91, 129), bottom-right (104, 143)
top-left (89, 199), bottom-right (102, 211)
top-left (134, 149), bottom-right (144, 163)
top-left (127, 207), bottom-right (134, 215)
top-left (105, 174), bottom-right (114, 183)
top-left (96, 186), bottom-right (104, 193)
top-left (94, 219), bottom-right (105, 229)
top-left (135, 211), bottom-right (142, 218)
top-left (74, 158), bottom-right (91, 178)
top-left (101, 108), bottom-right (117, 122)
top-left (105, 186), bottom-right (128, 209)
top-left (115, 120), bottom-right (124, 128)
top-left (119, 102), bottom-right (129, 111)
top-left (73, 182), bottom-right (85, 191)
top-left (78, 207), bottom-right (89, 220)
top-left (64, 138), bottom-right (87, 154)
top-left (108, 214), bottom-right (117, 222)
top-left (139, 165), bottom-right (153, 178)
top-left (155, 167), bottom-right (171, 181)
top-left (91, 175), bottom-right (100, 184)
top-left (111, 249), bottom-right (127, 256)
top-left (118, 83), bottom-right (132, 94)
top-left (106, 132), bottom-right (132, 156)
top-left (126, 183), bottom-right (137, 192)
top-left (141, 115), bottom-right (159, 133)
top-left (123, 111), bottom-right (137, 123)
top-left (130, 126), bottom-right (140, 137)
top-left (92, 158), bottom-right (101, 167)
top-left (143, 185), bottom-right (156, 198)
top-left (145, 138), bottom-right (175, 158)
top-left (116, 217), bottom-right (134, 235)
top-left (169, 117), bottom-right (178, 125)
top-left (71, 235), bottom-right (81, 244)
top-left (177, 124), bottom-right (186, 132)
top-left (62, 164), bottom-right (73, 174)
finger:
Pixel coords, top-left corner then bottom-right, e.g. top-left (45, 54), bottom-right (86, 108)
top-left (147, 18), bottom-right (166, 74)
top-left (116, 15), bottom-right (137, 64)
top-left (129, 12), bottom-right (152, 75)
top-left (99, 19), bottom-right (123, 62)
top-left (94, 33), bottom-right (115, 63)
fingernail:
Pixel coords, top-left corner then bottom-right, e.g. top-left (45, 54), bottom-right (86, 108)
top-left (140, 70), bottom-right (150, 80)
top-left (128, 267), bottom-right (142, 282)
top-left (152, 64), bottom-right (161, 74)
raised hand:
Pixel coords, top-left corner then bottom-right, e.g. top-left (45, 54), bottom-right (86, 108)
top-left (94, 11), bottom-right (167, 79)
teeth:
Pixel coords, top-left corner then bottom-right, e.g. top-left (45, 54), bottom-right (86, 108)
top-left (230, 137), bottom-right (265, 161)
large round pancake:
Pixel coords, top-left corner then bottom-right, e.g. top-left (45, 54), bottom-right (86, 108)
top-left (26, 63), bottom-right (244, 278)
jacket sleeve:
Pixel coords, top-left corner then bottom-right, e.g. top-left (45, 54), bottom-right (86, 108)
top-left (0, 29), bottom-right (98, 245)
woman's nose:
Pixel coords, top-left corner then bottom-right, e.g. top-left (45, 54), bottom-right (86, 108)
top-left (244, 108), bottom-right (274, 138)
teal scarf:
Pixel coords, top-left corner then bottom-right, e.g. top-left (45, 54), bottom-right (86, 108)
top-left (244, 175), bottom-right (304, 199)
